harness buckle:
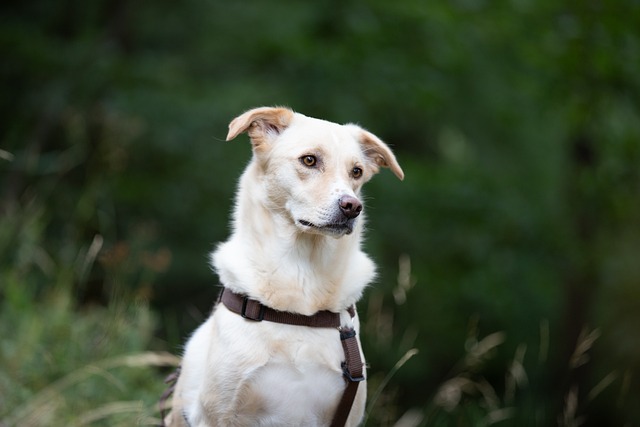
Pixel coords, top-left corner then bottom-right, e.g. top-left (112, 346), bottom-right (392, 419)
top-left (241, 296), bottom-right (265, 321)
top-left (341, 361), bottom-right (365, 382)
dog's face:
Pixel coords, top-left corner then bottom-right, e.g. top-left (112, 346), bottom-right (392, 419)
top-left (227, 107), bottom-right (404, 238)
top-left (264, 120), bottom-right (375, 237)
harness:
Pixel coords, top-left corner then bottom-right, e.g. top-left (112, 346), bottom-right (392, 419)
top-left (160, 288), bottom-right (365, 427)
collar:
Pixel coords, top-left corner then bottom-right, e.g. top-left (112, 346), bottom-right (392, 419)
top-left (219, 287), bottom-right (352, 327)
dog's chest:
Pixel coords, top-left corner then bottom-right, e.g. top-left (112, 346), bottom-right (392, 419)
top-left (204, 308), bottom-right (356, 417)
top-left (248, 358), bottom-right (345, 423)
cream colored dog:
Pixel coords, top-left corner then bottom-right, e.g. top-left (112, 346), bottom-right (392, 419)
top-left (167, 107), bottom-right (403, 426)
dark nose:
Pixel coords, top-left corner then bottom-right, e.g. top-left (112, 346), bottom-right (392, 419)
top-left (339, 195), bottom-right (363, 219)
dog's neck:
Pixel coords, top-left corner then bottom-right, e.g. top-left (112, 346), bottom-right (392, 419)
top-left (210, 165), bottom-right (375, 315)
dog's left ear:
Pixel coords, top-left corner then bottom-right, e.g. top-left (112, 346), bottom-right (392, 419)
top-left (226, 107), bottom-right (295, 150)
top-left (348, 125), bottom-right (404, 181)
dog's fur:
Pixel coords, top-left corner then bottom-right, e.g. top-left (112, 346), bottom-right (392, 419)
top-left (167, 107), bottom-right (403, 427)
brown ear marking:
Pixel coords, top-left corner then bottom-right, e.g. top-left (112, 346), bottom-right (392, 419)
top-left (350, 126), bottom-right (404, 181)
top-left (226, 107), bottom-right (295, 148)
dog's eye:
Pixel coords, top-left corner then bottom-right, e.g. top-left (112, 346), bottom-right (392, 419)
top-left (352, 167), bottom-right (363, 179)
top-left (301, 155), bottom-right (317, 167)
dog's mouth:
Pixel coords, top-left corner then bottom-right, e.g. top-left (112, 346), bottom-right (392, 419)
top-left (298, 219), bottom-right (355, 236)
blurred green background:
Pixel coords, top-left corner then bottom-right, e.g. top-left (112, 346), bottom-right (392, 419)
top-left (1, 0), bottom-right (639, 425)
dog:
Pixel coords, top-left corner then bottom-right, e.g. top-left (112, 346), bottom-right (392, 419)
top-left (166, 107), bottom-right (403, 426)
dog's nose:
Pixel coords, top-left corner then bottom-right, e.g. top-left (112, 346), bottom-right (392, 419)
top-left (339, 195), bottom-right (363, 219)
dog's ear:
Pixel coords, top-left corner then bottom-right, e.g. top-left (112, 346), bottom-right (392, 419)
top-left (348, 125), bottom-right (404, 180)
top-left (226, 107), bottom-right (295, 149)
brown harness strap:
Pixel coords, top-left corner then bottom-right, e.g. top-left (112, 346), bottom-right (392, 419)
top-left (219, 288), bottom-right (342, 328)
top-left (331, 327), bottom-right (365, 427)
top-left (220, 288), bottom-right (365, 427)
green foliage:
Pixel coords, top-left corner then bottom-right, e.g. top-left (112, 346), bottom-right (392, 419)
top-left (2, 0), bottom-right (640, 425)
top-left (0, 280), bottom-right (176, 426)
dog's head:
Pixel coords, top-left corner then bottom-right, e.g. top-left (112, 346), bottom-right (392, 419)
top-left (226, 107), bottom-right (404, 238)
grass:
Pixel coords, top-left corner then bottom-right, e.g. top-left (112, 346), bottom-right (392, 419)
top-left (360, 257), bottom-right (632, 427)
top-left (0, 278), bottom-right (179, 426)
top-left (0, 187), bottom-right (179, 426)
top-left (363, 322), bottom-right (625, 427)
top-left (5, 352), bottom-right (179, 426)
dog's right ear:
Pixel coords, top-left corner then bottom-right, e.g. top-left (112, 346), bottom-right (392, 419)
top-left (226, 107), bottom-right (294, 150)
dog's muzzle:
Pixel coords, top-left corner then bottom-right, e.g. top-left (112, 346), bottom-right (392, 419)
top-left (298, 195), bottom-right (362, 236)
